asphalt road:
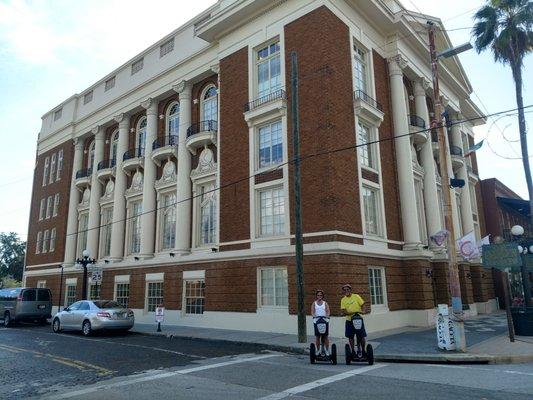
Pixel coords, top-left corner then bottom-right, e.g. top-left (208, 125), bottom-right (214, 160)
top-left (1, 323), bottom-right (533, 399)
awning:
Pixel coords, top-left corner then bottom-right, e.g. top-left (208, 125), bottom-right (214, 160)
top-left (497, 197), bottom-right (530, 217)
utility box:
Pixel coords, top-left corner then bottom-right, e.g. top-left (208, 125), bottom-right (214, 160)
top-left (436, 304), bottom-right (456, 350)
top-left (511, 307), bottom-right (533, 336)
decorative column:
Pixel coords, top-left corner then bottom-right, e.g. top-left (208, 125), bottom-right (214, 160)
top-left (110, 114), bottom-right (130, 261)
top-left (173, 81), bottom-right (193, 253)
top-left (442, 105), bottom-right (461, 236)
top-left (388, 55), bottom-right (421, 250)
top-left (64, 137), bottom-right (85, 265)
top-left (414, 78), bottom-right (443, 249)
top-left (139, 98), bottom-right (158, 258)
top-left (86, 126), bottom-right (105, 258)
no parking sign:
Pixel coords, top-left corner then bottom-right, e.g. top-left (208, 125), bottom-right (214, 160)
top-left (155, 306), bottom-right (165, 323)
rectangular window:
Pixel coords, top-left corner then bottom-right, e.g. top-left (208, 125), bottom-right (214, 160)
top-left (184, 280), bottom-right (205, 315)
top-left (42, 157), bottom-right (50, 186)
top-left (362, 186), bottom-right (380, 236)
top-left (131, 58), bottom-right (143, 75)
top-left (256, 40), bottom-right (281, 97)
top-left (89, 283), bottom-right (101, 300)
top-left (49, 228), bottom-right (56, 252)
top-left (368, 267), bottom-right (386, 306)
top-left (39, 198), bottom-right (46, 220)
top-left (105, 76), bottom-right (115, 91)
top-left (160, 193), bottom-right (176, 250)
top-left (129, 201), bottom-right (142, 254)
top-left (36, 231), bottom-right (42, 254)
top-left (65, 284), bottom-right (76, 307)
top-left (100, 207), bottom-right (113, 257)
top-left (37, 281), bottom-right (46, 288)
top-left (414, 179), bottom-right (427, 244)
top-left (57, 149), bottom-right (63, 180)
top-left (115, 283), bottom-right (130, 308)
top-left (54, 108), bottom-right (62, 121)
top-left (198, 183), bottom-right (216, 246)
top-left (259, 187), bottom-right (285, 237)
top-left (146, 282), bottom-right (163, 312)
top-left (160, 38), bottom-right (174, 57)
top-left (353, 44), bottom-right (368, 93)
top-left (42, 230), bottom-right (49, 253)
top-left (46, 196), bottom-right (53, 219)
top-left (53, 193), bottom-right (60, 217)
top-left (77, 212), bottom-right (89, 255)
top-left (259, 268), bottom-right (288, 307)
top-left (258, 121), bottom-right (283, 169)
top-left (49, 153), bottom-right (56, 184)
top-left (83, 91), bottom-right (93, 105)
top-left (357, 122), bottom-right (375, 169)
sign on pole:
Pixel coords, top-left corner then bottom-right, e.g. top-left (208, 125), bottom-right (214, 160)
top-left (482, 244), bottom-right (521, 271)
top-left (155, 306), bottom-right (165, 323)
top-left (91, 268), bottom-right (103, 284)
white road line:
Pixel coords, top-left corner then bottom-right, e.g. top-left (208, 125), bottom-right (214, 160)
top-left (52, 353), bottom-right (280, 399)
top-left (256, 364), bottom-right (387, 400)
top-left (425, 364), bottom-right (533, 377)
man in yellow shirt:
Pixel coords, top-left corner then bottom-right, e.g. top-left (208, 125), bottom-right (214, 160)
top-left (340, 284), bottom-right (366, 356)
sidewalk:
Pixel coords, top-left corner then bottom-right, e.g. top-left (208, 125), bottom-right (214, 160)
top-left (132, 312), bottom-right (533, 365)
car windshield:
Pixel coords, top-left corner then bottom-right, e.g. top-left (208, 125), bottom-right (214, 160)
top-left (93, 300), bottom-right (123, 309)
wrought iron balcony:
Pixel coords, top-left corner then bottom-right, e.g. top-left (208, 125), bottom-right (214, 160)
top-left (187, 120), bottom-right (217, 138)
top-left (76, 168), bottom-right (92, 179)
top-left (354, 90), bottom-right (383, 112)
top-left (244, 89), bottom-right (286, 113)
top-left (123, 147), bottom-right (145, 161)
top-left (185, 121), bottom-right (217, 155)
top-left (97, 159), bottom-right (116, 171)
top-left (152, 135), bottom-right (178, 150)
top-left (408, 114), bottom-right (426, 129)
top-left (152, 135), bottom-right (178, 165)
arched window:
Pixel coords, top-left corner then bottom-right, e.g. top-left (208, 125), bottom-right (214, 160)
top-left (201, 85), bottom-right (217, 122)
top-left (110, 130), bottom-right (119, 161)
top-left (166, 102), bottom-right (180, 136)
top-left (88, 141), bottom-right (95, 170)
top-left (136, 117), bottom-right (147, 150)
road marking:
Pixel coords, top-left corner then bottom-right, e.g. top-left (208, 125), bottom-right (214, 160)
top-left (52, 353), bottom-right (281, 399)
top-left (425, 364), bottom-right (533, 376)
top-left (256, 364), bottom-right (387, 400)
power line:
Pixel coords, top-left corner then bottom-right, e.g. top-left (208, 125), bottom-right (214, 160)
top-left (0, 176), bottom-right (33, 189)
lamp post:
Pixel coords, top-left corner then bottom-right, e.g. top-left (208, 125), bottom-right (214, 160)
top-left (511, 225), bottom-right (533, 308)
top-left (76, 249), bottom-right (96, 301)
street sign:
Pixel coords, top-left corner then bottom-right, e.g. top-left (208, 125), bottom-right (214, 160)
top-left (91, 268), bottom-right (103, 284)
top-left (482, 244), bottom-right (521, 270)
top-left (155, 306), bottom-right (165, 323)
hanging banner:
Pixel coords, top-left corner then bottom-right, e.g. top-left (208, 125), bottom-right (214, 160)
top-left (456, 231), bottom-right (479, 260)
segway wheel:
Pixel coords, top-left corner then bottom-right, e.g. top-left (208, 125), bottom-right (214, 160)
top-left (310, 343), bottom-right (316, 364)
top-left (366, 343), bottom-right (374, 365)
top-left (344, 344), bottom-right (351, 365)
top-left (331, 344), bottom-right (337, 365)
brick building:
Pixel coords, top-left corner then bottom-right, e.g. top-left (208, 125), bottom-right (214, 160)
top-left (24, 0), bottom-right (497, 335)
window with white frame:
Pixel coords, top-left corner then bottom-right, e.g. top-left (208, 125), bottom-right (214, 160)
top-left (362, 186), bottom-right (381, 236)
top-left (115, 283), bottom-right (130, 308)
top-left (42, 157), bottom-right (50, 186)
top-left (39, 198), bottom-right (45, 220)
top-left (357, 121), bottom-right (376, 169)
top-left (88, 141), bottom-right (95, 170)
top-left (131, 58), bottom-right (143, 75)
top-left (258, 187), bottom-right (285, 237)
top-left (37, 281), bottom-right (46, 288)
top-left (137, 117), bottom-right (147, 151)
top-left (183, 280), bottom-right (205, 315)
top-left (146, 281), bottom-right (163, 312)
top-left (65, 284), bottom-right (76, 306)
top-left (414, 178), bottom-right (427, 244)
top-left (129, 201), bottom-right (142, 254)
top-left (167, 102), bottom-right (180, 136)
top-left (42, 230), bottom-right (49, 253)
top-left (57, 149), bottom-right (63, 180)
top-left (53, 193), bottom-right (60, 217)
top-left (201, 85), bottom-right (218, 122)
top-left (49, 228), bottom-right (56, 252)
top-left (110, 131), bottom-right (119, 161)
top-left (89, 283), bottom-right (101, 300)
top-left (49, 153), bottom-right (56, 184)
top-left (160, 193), bottom-right (176, 250)
top-left (353, 43), bottom-right (368, 93)
top-left (160, 38), bottom-right (174, 57)
top-left (469, 184), bottom-right (478, 218)
top-left (105, 76), bottom-right (115, 91)
top-left (100, 207), bottom-right (113, 257)
top-left (83, 91), bottom-right (93, 105)
top-left (54, 109), bottom-right (62, 121)
top-left (256, 40), bottom-right (281, 97)
top-left (77, 212), bottom-right (89, 255)
top-left (46, 196), bottom-right (53, 219)
top-left (35, 231), bottom-right (42, 254)
top-left (196, 182), bottom-right (217, 246)
top-left (258, 120), bottom-right (283, 170)
top-left (259, 267), bottom-right (288, 307)
top-left (368, 267), bottom-right (387, 306)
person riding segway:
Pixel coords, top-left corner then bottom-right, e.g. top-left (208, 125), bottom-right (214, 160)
top-left (340, 284), bottom-right (374, 365)
top-left (309, 290), bottom-right (337, 364)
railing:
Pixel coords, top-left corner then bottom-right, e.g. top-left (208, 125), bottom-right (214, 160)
top-left (243, 89), bottom-right (286, 112)
top-left (152, 135), bottom-right (178, 150)
top-left (450, 145), bottom-right (463, 156)
top-left (75, 168), bottom-right (92, 179)
top-left (97, 159), bottom-right (116, 171)
top-left (354, 90), bottom-right (383, 112)
top-left (408, 114), bottom-right (426, 129)
top-left (123, 147), bottom-right (145, 161)
top-left (186, 120), bottom-right (217, 138)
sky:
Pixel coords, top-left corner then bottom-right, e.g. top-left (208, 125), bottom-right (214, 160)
top-left (0, 0), bottom-right (531, 240)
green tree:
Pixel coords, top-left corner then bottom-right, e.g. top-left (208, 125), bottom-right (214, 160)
top-left (0, 232), bottom-right (26, 282)
top-left (472, 0), bottom-right (533, 226)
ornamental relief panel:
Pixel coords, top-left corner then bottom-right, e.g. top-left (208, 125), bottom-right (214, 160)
top-left (155, 159), bottom-right (177, 190)
top-left (190, 147), bottom-right (217, 180)
top-left (125, 170), bottom-right (143, 197)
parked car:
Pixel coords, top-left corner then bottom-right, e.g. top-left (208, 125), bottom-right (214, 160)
top-left (52, 300), bottom-right (134, 336)
top-left (0, 287), bottom-right (53, 327)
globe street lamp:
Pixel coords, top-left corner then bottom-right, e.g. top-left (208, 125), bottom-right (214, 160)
top-left (76, 249), bottom-right (96, 301)
top-left (511, 225), bottom-right (533, 308)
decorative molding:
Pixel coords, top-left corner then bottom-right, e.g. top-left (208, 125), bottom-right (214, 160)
top-left (125, 170), bottom-right (144, 197)
top-left (172, 80), bottom-right (192, 96)
top-left (190, 147), bottom-right (217, 180)
top-left (155, 160), bottom-right (177, 190)
top-left (73, 137), bottom-right (84, 150)
top-left (387, 54), bottom-right (408, 75)
top-left (91, 125), bottom-right (100, 135)
top-left (78, 188), bottom-right (91, 211)
top-left (210, 63), bottom-right (220, 74)
top-left (414, 77), bottom-right (430, 96)
top-left (100, 180), bottom-right (115, 203)
top-left (114, 113), bottom-right (125, 123)
top-left (141, 97), bottom-right (153, 110)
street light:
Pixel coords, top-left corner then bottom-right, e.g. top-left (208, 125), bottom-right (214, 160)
top-left (76, 249), bottom-right (96, 301)
top-left (511, 225), bottom-right (533, 307)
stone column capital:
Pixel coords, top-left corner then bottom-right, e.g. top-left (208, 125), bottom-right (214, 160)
top-left (413, 77), bottom-right (430, 96)
top-left (141, 98), bottom-right (157, 115)
top-left (387, 54), bottom-right (408, 76)
top-left (73, 137), bottom-right (84, 150)
top-left (91, 125), bottom-right (100, 135)
top-left (172, 80), bottom-right (192, 98)
top-left (210, 63), bottom-right (220, 75)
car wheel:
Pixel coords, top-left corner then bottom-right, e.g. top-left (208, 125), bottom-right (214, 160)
top-left (82, 320), bottom-right (92, 336)
top-left (3, 312), bottom-right (11, 327)
top-left (52, 318), bottom-right (61, 333)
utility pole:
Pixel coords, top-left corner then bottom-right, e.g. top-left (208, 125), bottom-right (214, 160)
top-left (428, 22), bottom-right (466, 351)
top-left (290, 51), bottom-right (306, 343)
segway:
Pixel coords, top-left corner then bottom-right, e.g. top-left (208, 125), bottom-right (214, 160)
top-left (309, 317), bottom-right (337, 365)
top-left (345, 313), bottom-right (374, 365)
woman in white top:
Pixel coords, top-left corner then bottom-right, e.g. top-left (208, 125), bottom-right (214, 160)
top-left (311, 289), bottom-right (331, 354)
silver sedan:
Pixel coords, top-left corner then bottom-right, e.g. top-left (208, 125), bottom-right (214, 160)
top-left (52, 300), bottom-right (134, 336)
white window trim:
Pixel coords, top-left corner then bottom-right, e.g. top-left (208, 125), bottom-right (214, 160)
top-left (42, 157), bottom-right (50, 187)
top-left (126, 198), bottom-right (143, 256)
top-left (165, 101), bottom-right (180, 136)
top-left (39, 199), bottom-right (45, 220)
top-left (87, 141), bottom-right (95, 170)
top-left (368, 266), bottom-right (389, 313)
top-left (136, 116), bottom-right (147, 149)
top-left (35, 231), bottom-right (42, 254)
top-left (361, 182), bottom-right (384, 238)
top-left (49, 153), bottom-right (57, 184)
top-left (110, 130), bottom-right (119, 160)
top-left (76, 211), bottom-right (89, 256)
top-left (357, 121), bottom-right (379, 174)
top-left (255, 119), bottom-right (284, 173)
top-left (200, 84), bottom-right (218, 122)
top-left (256, 266), bottom-right (289, 311)
top-left (42, 230), bottom-right (49, 253)
top-left (144, 280), bottom-right (164, 313)
top-left (255, 183), bottom-right (286, 239)
top-left (181, 272), bottom-right (206, 317)
top-left (155, 189), bottom-right (177, 252)
top-left (192, 177), bottom-right (217, 250)
top-left (49, 228), bottom-right (56, 252)
top-left (56, 149), bottom-right (63, 181)
top-left (99, 205), bottom-right (114, 259)
top-left (253, 38), bottom-right (282, 98)
top-left (53, 193), bottom-right (60, 217)
top-left (349, 35), bottom-right (377, 100)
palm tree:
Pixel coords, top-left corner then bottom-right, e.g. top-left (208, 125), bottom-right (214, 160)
top-left (472, 0), bottom-right (533, 227)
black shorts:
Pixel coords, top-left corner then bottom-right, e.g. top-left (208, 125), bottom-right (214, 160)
top-left (314, 321), bottom-right (329, 337)
top-left (345, 319), bottom-right (367, 339)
